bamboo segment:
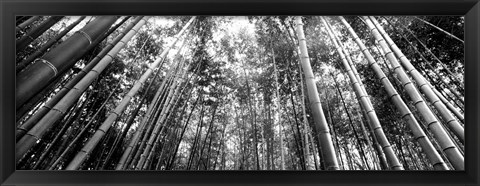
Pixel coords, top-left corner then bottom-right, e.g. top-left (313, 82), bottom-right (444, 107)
top-left (16, 16), bottom-right (118, 109)
top-left (339, 16), bottom-right (450, 170)
top-left (294, 16), bottom-right (339, 170)
top-left (322, 17), bottom-right (403, 170)
top-left (362, 16), bottom-right (463, 170)
top-left (15, 17), bottom-right (147, 163)
top-left (369, 16), bottom-right (464, 144)
top-left (65, 16), bottom-right (196, 170)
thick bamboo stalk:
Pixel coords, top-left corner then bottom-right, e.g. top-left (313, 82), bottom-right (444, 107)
top-left (16, 16), bottom-right (119, 109)
top-left (65, 16), bottom-right (196, 170)
top-left (15, 17), bottom-right (147, 163)
top-left (368, 16), bottom-right (464, 144)
top-left (359, 16), bottom-right (463, 170)
top-left (16, 16), bottom-right (136, 141)
top-left (294, 16), bottom-right (339, 170)
top-left (17, 16), bottom-right (87, 72)
top-left (16, 16), bottom-right (64, 51)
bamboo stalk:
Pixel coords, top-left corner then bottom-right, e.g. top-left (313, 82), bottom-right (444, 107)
top-left (294, 16), bottom-right (339, 170)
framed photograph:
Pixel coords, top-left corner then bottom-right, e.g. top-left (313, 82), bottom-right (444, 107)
top-left (1, 0), bottom-right (479, 185)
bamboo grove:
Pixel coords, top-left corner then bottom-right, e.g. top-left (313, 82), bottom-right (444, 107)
top-left (15, 16), bottom-right (465, 170)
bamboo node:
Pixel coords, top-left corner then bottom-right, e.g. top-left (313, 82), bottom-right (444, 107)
top-left (379, 76), bottom-right (388, 82)
top-left (51, 107), bottom-right (66, 115)
top-left (391, 165), bottom-right (404, 169)
top-left (432, 162), bottom-right (447, 168)
top-left (431, 99), bottom-right (441, 105)
top-left (317, 129), bottom-right (330, 134)
top-left (372, 126), bottom-right (382, 131)
top-left (400, 112), bottom-right (412, 119)
top-left (17, 127), bottom-right (28, 133)
top-left (391, 66), bottom-right (402, 72)
top-left (426, 120), bottom-right (438, 128)
top-left (446, 119), bottom-right (457, 125)
top-left (77, 30), bottom-right (93, 45)
top-left (442, 146), bottom-right (457, 152)
top-left (97, 127), bottom-right (108, 134)
top-left (413, 100), bottom-right (424, 106)
top-left (402, 81), bottom-right (413, 88)
top-left (413, 135), bottom-right (426, 141)
top-left (104, 53), bottom-right (116, 61)
top-left (406, 68), bottom-right (416, 74)
top-left (381, 144), bottom-right (392, 150)
top-left (384, 50), bottom-right (394, 56)
top-left (35, 58), bottom-right (58, 76)
top-left (26, 133), bottom-right (41, 141)
top-left (418, 82), bottom-right (429, 89)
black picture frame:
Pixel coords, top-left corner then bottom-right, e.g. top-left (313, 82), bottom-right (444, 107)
top-left (1, 0), bottom-right (479, 185)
